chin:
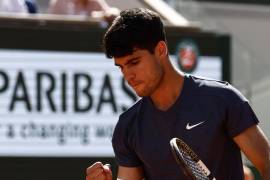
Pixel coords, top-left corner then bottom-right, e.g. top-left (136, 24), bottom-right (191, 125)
top-left (135, 90), bottom-right (151, 97)
top-left (133, 85), bottom-right (154, 97)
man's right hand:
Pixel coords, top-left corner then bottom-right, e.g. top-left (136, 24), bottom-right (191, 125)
top-left (86, 162), bottom-right (112, 180)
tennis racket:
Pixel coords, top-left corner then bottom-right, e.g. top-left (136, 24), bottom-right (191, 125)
top-left (170, 137), bottom-right (216, 180)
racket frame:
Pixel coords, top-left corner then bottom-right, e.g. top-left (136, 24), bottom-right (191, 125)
top-left (170, 137), bottom-right (216, 180)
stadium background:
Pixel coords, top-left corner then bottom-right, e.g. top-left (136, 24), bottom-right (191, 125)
top-left (0, 0), bottom-right (269, 179)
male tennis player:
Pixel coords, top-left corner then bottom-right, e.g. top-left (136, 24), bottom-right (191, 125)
top-left (86, 8), bottom-right (270, 180)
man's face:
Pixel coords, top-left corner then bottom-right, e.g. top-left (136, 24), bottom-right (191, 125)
top-left (114, 49), bottom-right (164, 97)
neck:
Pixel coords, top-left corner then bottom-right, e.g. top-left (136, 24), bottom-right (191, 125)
top-left (150, 60), bottom-right (185, 111)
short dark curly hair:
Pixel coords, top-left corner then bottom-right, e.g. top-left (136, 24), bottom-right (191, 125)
top-left (103, 8), bottom-right (166, 58)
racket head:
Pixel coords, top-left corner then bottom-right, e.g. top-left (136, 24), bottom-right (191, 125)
top-left (170, 138), bottom-right (198, 180)
top-left (170, 137), bottom-right (215, 180)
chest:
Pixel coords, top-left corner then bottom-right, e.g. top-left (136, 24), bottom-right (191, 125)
top-left (134, 102), bottom-right (226, 174)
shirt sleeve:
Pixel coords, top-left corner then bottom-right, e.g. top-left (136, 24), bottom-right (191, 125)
top-left (112, 116), bottom-right (142, 167)
top-left (225, 95), bottom-right (259, 138)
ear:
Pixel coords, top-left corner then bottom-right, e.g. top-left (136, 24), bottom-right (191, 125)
top-left (155, 41), bottom-right (168, 58)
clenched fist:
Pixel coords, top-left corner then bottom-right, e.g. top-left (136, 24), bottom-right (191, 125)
top-left (86, 162), bottom-right (112, 180)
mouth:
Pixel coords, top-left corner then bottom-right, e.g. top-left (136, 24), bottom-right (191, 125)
top-left (129, 81), bottom-right (141, 88)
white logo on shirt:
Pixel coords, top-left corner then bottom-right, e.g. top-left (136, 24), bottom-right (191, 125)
top-left (186, 121), bottom-right (205, 130)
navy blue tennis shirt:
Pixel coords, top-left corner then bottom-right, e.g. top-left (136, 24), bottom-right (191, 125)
top-left (112, 75), bottom-right (259, 179)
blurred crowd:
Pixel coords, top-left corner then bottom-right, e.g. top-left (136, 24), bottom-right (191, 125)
top-left (0, 0), bottom-right (120, 23)
top-left (0, 0), bottom-right (38, 13)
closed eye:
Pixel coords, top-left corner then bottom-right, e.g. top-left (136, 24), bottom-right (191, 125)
top-left (114, 57), bottom-right (140, 71)
top-left (130, 60), bottom-right (139, 65)
top-left (126, 57), bottom-right (140, 67)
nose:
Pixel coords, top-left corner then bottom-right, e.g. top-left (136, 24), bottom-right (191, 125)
top-left (122, 67), bottom-right (135, 83)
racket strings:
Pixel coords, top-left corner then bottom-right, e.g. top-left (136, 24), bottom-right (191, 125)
top-left (180, 150), bottom-right (209, 180)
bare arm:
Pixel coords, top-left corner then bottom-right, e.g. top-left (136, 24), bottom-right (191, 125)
top-left (117, 166), bottom-right (144, 180)
top-left (234, 125), bottom-right (270, 180)
top-left (47, 0), bottom-right (65, 14)
top-left (91, 0), bottom-right (110, 11)
top-left (90, 0), bottom-right (120, 23)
